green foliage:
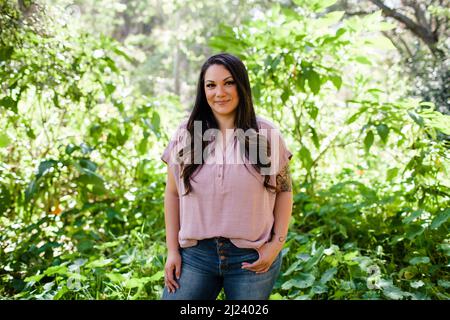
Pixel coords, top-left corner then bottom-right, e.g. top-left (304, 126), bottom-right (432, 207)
top-left (0, 0), bottom-right (172, 299)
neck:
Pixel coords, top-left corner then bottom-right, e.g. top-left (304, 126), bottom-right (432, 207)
top-left (213, 113), bottom-right (236, 135)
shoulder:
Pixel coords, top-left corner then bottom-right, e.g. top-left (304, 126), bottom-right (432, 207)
top-left (167, 118), bottom-right (189, 140)
top-left (177, 118), bottom-right (189, 131)
top-left (255, 115), bottom-right (279, 131)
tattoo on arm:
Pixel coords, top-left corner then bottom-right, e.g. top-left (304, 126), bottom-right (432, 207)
top-left (276, 163), bottom-right (292, 192)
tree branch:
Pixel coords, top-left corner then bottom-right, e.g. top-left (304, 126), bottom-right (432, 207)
top-left (382, 30), bottom-right (414, 59)
top-left (345, 10), bottom-right (378, 16)
top-left (368, 0), bottom-right (442, 56)
top-left (402, 0), bottom-right (430, 29)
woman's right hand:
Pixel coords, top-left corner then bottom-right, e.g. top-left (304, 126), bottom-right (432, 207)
top-left (164, 250), bottom-right (182, 293)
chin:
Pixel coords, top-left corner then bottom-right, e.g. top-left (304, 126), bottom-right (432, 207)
top-left (213, 108), bottom-right (237, 117)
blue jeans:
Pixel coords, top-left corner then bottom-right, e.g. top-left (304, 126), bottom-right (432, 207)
top-left (161, 237), bottom-right (282, 300)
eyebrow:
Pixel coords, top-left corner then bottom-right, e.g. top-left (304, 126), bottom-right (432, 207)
top-left (205, 76), bottom-right (233, 83)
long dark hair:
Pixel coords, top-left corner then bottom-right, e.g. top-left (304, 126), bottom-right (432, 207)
top-left (179, 53), bottom-right (276, 195)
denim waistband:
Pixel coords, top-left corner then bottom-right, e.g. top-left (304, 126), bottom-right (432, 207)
top-left (196, 237), bottom-right (231, 245)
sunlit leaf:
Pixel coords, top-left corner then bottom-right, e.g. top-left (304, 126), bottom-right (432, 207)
top-left (0, 133), bottom-right (11, 148)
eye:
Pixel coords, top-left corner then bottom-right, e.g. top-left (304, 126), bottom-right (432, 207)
top-left (225, 81), bottom-right (235, 86)
top-left (206, 83), bottom-right (215, 88)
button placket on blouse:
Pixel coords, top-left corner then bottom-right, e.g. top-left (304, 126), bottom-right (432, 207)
top-left (215, 133), bottom-right (235, 191)
top-left (216, 137), bottom-right (226, 181)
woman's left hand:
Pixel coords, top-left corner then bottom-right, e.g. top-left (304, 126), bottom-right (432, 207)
top-left (241, 241), bottom-right (283, 274)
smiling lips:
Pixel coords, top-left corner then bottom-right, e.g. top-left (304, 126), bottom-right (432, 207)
top-left (216, 100), bottom-right (230, 105)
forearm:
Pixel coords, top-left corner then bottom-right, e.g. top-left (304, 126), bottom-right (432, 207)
top-left (270, 191), bottom-right (293, 248)
top-left (164, 191), bottom-right (180, 253)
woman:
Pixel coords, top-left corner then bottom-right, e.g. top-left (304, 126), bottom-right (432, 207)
top-left (161, 53), bottom-right (293, 300)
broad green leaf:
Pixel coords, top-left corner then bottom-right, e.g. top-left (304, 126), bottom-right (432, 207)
top-left (151, 111), bottom-right (161, 135)
top-left (137, 138), bottom-right (148, 155)
top-left (53, 286), bottom-right (69, 300)
top-left (294, 0), bottom-right (337, 12)
top-left (0, 133), bottom-right (11, 148)
top-left (437, 280), bottom-right (450, 289)
top-left (24, 273), bottom-right (46, 283)
top-left (366, 35), bottom-right (396, 50)
top-left (406, 225), bottom-right (425, 240)
top-left (65, 143), bottom-right (78, 155)
top-left (296, 73), bottom-right (306, 92)
top-left (107, 208), bottom-right (125, 222)
top-left (378, 22), bottom-right (396, 31)
top-left (124, 277), bottom-right (155, 289)
top-left (402, 209), bottom-right (423, 224)
top-left (77, 240), bottom-right (94, 253)
top-left (0, 46), bottom-right (14, 62)
top-left (316, 0), bottom-right (338, 11)
top-left (345, 107), bottom-right (368, 124)
top-left (105, 273), bottom-right (126, 283)
top-left (409, 256), bottom-right (430, 265)
top-left (410, 280), bottom-right (424, 288)
top-left (103, 57), bottom-right (119, 73)
top-left (281, 273), bottom-right (315, 290)
top-left (386, 167), bottom-right (399, 181)
top-left (303, 246), bottom-right (324, 271)
top-left (307, 69), bottom-right (321, 95)
top-left (44, 265), bottom-right (69, 276)
top-left (269, 293), bottom-right (283, 300)
top-left (320, 267), bottom-right (337, 284)
top-left (355, 56), bottom-right (372, 65)
top-left (376, 124), bottom-right (389, 143)
top-left (408, 111), bottom-right (424, 127)
top-left (383, 285), bottom-right (406, 300)
top-left (270, 56), bottom-right (282, 70)
top-left (329, 75), bottom-right (342, 90)
top-left (283, 259), bottom-right (303, 276)
top-left (308, 105), bottom-right (319, 120)
top-left (419, 101), bottom-right (435, 109)
top-left (316, 11), bottom-right (345, 28)
top-left (103, 83), bottom-right (116, 97)
top-left (311, 284), bottom-right (328, 294)
top-left (344, 251), bottom-right (358, 261)
top-left (430, 208), bottom-right (450, 229)
top-left (364, 130), bottom-right (374, 153)
top-left (310, 126), bottom-right (320, 148)
top-left (79, 159), bottom-right (97, 172)
top-left (37, 160), bottom-right (58, 179)
top-left (113, 47), bottom-right (133, 63)
top-left (281, 90), bottom-right (290, 103)
top-left (86, 258), bottom-right (113, 268)
top-left (148, 271), bottom-right (164, 282)
top-left (299, 146), bottom-right (313, 170)
top-left (0, 96), bottom-right (18, 113)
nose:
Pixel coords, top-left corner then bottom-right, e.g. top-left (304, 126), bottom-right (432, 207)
top-left (216, 85), bottom-right (226, 97)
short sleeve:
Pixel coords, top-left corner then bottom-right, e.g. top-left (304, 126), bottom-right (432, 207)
top-left (257, 119), bottom-right (293, 176)
top-left (161, 121), bottom-right (189, 167)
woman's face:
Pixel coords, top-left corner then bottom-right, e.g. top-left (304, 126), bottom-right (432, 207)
top-left (204, 64), bottom-right (239, 118)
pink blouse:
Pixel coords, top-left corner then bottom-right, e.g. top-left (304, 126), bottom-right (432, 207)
top-left (161, 116), bottom-right (293, 249)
